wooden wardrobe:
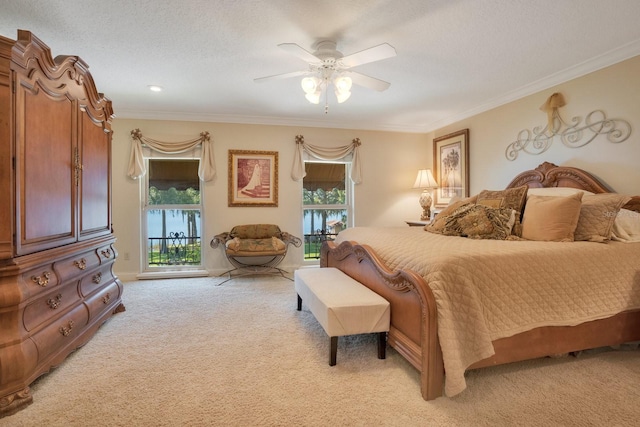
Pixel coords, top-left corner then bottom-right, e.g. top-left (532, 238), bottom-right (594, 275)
top-left (0, 30), bottom-right (124, 417)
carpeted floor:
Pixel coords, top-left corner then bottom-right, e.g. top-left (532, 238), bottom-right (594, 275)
top-left (4, 275), bottom-right (640, 426)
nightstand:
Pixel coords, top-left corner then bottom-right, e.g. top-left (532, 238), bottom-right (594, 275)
top-left (405, 220), bottom-right (430, 227)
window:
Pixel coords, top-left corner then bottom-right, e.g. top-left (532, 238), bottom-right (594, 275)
top-left (144, 159), bottom-right (202, 270)
top-left (302, 161), bottom-right (352, 260)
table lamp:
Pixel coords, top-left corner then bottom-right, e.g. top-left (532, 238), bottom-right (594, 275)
top-left (412, 169), bottom-right (438, 220)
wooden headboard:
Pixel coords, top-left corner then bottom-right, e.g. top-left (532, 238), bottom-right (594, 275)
top-left (506, 161), bottom-right (640, 212)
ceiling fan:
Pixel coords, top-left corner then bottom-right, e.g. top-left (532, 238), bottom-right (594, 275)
top-left (254, 40), bottom-right (396, 111)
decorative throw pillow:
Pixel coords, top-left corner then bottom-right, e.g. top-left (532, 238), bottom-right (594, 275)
top-left (424, 198), bottom-right (475, 234)
top-left (443, 204), bottom-right (516, 240)
top-left (526, 187), bottom-right (594, 199)
top-left (574, 194), bottom-right (631, 242)
top-left (521, 193), bottom-right (583, 242)
top-left (612, 208), bottom-right (640, 242)
top-left (476, 185), bottom-right (528, 236)
top-left (226, 236), bottom-right (285, 253)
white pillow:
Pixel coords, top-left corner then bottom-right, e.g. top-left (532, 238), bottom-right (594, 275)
top-left (526, 187), bottom-right (594, 199)
top-left (611, 209), bottom-right (640, 242)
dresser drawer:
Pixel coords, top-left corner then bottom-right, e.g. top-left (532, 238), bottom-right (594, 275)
top-left (53, 249), bottom-right (101, 284)
top-left (21, 264), bottom-right (59, 298)
top-left (97, 244), bottom-right (116, 264)
top-left (23, 282), bottom-right (82, 332)
top-left (84, 281), bottom-right (121, 320)
top-left (79, 264), bottom-right (114, 297)
top-left (30, 303), bottom-right (89, 364)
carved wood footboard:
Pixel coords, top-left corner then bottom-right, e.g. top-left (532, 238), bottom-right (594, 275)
top-left (320, 240), bottom-right (445, 400)
top-left (321, 239), bottom-right (640, 402)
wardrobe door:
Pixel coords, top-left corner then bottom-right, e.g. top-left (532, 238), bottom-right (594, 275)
top-left (78, 111), bottom-right (111, 240)
top-left (0, 62), bottom-right (11, 260)
top-left (14, 79), bottom-right (77, 255)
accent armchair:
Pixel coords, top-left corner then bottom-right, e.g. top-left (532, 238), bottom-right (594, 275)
top-left (210, 224), bottom-right (302, 284)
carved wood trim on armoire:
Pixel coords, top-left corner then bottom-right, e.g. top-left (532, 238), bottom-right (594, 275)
top-left (0, 30), bottom-right (125, 418)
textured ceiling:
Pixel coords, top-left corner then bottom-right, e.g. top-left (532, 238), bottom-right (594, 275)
top-left (2, 0), bottom-right (640, 132)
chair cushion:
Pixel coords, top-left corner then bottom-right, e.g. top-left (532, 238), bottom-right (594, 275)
top-left (230, 224), bottom-right (282, 239)
top-left (226, 236), bottom-right (286, 256)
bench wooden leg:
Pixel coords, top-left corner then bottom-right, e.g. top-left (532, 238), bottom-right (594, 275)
top-left (330, 336), bottom-right (338, 366)
top-left (297, 294), bottom-right (302, 311)
top-left (378, 332), bottom-right (387, 359)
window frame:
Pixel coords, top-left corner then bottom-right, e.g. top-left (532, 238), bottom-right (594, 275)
top-left (141, 157), bottom-right (204, 273)
top-left (301, 160), bottom-right (354, 264)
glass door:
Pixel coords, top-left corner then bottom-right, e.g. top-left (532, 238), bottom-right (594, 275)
top-left (302, 161), bottom-right (352, 261)
top-left (144, 159), bottom-right (202, 270)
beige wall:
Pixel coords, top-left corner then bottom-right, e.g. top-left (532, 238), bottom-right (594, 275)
top-left (435, 55), bottom-right (640, 196)
top-left (112, 55), bottom-right (639, 280)
top-left (111, 120), bottom-right (428, 279)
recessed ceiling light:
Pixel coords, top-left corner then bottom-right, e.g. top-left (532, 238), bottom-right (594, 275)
top-left (148, 85), bottom-right (163, 92)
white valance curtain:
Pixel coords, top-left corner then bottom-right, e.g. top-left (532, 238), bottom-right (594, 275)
top-left (291, 134), bottom-right (362, 184)
top-left (127, 129), bottom-right (216, 181)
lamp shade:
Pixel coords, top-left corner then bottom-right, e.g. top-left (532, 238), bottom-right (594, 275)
top-left (305, 91), bottom-right (321, 104)
top-left (334, 76), bottom-right (352, 92)
top-left (301, 76), bottom-right (320, 94)
top-left (334, 88), bottom-right (351, 103)
top-left (412, 169), bottom-right (438, 189)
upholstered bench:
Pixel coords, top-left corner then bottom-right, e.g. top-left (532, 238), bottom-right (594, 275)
top-left (294, 267), bottom-right (390, 366)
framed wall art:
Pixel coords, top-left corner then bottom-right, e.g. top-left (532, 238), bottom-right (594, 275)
top-left (433, 129), bottom-right (469, 206)
top-left (228, 150), bottom-right (278, 207)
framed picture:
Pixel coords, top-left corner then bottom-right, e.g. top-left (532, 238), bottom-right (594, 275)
top-left (228, 150), bottom-right (278, 207)
top-left (433, 129), bottom-right (469, 206)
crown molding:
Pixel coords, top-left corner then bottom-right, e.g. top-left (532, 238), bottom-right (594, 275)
top-left (113, 109), bottom-right (425, 133)
top-left (423, 38), bottom-right (640, 133)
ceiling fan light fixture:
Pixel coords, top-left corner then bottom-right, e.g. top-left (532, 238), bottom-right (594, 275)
top-left (257, 40), bottom-right (395, 111)
top-left (333, 75), bottom-right (352, 103)
top-left (335, 88), bottom-right (351, 103)
top-left (334, 75), bottom-right (352, 92)
top-left (301, 76), bottom-right (320, 94)
top-left (305, 90), bottom-right (321, 104)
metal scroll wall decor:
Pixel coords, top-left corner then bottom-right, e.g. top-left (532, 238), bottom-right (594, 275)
top-left (505, 92), bottom-right (631, 161)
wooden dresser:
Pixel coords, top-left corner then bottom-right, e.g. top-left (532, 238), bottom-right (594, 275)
top-left (0, 30), bottom-right (124, 417)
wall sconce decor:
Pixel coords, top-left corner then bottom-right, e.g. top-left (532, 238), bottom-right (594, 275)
top-left (505, 92), bottom-right (631, 160)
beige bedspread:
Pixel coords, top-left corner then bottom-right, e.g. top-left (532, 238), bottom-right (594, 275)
top-left (335, 226), bottom-right (640, 396)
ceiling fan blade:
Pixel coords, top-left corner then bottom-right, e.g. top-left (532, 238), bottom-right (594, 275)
top-left (277, 43), bottom-right (321, 63)
top-left (254, 70), bottom-right (309, 83)
top-left (339, 43), bottom-right (396, 68)
top-left (346, 71), bottom-right (391, 92)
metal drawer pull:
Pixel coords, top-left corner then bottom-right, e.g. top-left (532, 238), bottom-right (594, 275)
top-left (74, 258), bottom-right (87, 270)
top-left (59, 320), bottom-right (74, 337)
top-left (92, 272), bottom-right (102, 284)
top-left (47, 294), bottom-right (63, 309)
top-left (102, 292), bottom-right (111, 304)
top-left (101, 249), bottom-right (112, 258)
top-left (31, 272), bottom-right (51, 287)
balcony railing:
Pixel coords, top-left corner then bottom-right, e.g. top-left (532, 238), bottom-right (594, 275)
top-left (148, 231), bottom-right (201, 266)
top-left (303, 229), bottom-right (338, 260)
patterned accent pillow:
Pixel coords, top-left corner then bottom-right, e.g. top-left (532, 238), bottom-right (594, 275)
top-left (425, 198), bottom-right (476, 234)
top-left (476, 186), bottom-right (528, 236)
top-left (226, 237), bottom-right (286, 253)
top-left (443, 204), bottom-right (516, 240)
top-left (574, 194), bottom-right (631, 242)
top-left (426, 203), bottom-right (516, 240)
top-left (230, 224), bottom-right (282, 239)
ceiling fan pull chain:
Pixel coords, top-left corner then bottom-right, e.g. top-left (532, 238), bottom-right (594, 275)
top-left (324, 89), bottom-right (329, 114)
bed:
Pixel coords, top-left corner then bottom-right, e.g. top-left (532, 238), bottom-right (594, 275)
top-left (320, 162), bottom-right (640, 400)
